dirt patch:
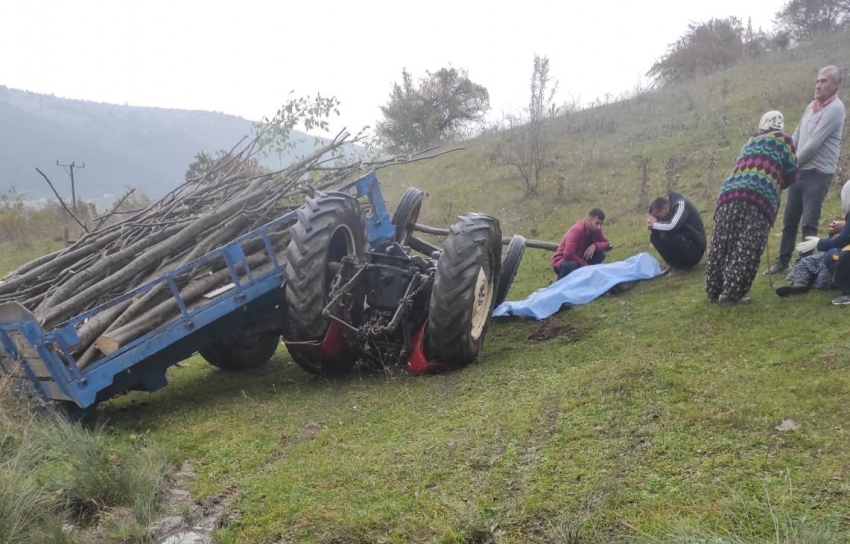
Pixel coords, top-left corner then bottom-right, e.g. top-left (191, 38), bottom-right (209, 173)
top-left (150, 461), bottom-right (240, 544)
top-left (527, 321), bottom-right (580, 343)
top-left (605, 280), bottom-right (638, 296)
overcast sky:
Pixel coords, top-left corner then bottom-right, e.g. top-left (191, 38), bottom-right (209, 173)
top-left (1, 0), bottom-right (785, 137)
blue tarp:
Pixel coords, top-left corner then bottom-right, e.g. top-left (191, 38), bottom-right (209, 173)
top-left (492, 252), bottom-right (662, 320)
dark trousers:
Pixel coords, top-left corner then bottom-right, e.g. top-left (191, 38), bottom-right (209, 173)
top-left (650, 231), bottom-right (705, 269)
top-left (835, 251), bottom-right (850, 295)
top-left (553, 250), bottom-right (606, 279)
top-left (777, 170), bottom-right (832, 264)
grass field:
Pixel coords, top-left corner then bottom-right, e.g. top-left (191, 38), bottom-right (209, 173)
top-left (3, 30), bottom-right (850, 544)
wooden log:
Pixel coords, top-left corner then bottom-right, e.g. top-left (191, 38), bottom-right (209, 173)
top-left (0, 229), bottom-right (124, 296)
top-left (94, 252), bottom-right (271, 355)
top-left (38, 223), bottom-right (189, 323)
top-left (413, 223), bottom-right (559, 252)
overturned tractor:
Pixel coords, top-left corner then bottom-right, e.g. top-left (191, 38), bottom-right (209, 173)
top-left (280, 181), bottom-right (504, 375)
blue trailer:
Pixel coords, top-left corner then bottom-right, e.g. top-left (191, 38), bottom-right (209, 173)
top-left (0, 173), bottom-right (508, 417)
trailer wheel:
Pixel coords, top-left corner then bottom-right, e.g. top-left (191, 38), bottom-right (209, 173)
top-left (392, 187), bottom-right (425, 245)
top-left (427, 213), bottom-right (502, 367)
top-left (284, 192), bottom-right (365, 375)
top-left (494, 235), bottom-right (526, 307)
top-left (200, 332), bottom-right (280, 371)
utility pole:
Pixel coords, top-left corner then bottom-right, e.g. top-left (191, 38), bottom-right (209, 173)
top-left (56, 160), bottom-right (85, 211)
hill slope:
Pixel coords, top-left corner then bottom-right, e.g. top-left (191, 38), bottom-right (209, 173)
top-left (377, 30), bottom-right (849, 252)
top-left (0, 86), bottom-right (320, 201)
top-left (4, 29), bottom-right (850, 544)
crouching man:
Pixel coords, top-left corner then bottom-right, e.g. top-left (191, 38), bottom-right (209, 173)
top-left (776, 179), bottom-right (850, 305)
top-left (551, 208), bottom-right (612, 280)
top-left (647, 192), bottom-right (706, 276)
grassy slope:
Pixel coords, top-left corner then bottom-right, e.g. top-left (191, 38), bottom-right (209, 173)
top-left (5, 33), bottom-right (850, 544)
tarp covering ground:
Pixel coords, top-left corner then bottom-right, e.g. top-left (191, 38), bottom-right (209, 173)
top-left (493, 252), bottom-right (662, 320)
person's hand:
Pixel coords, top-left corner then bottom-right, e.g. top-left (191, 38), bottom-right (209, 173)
top-left (647, 216), bottom-right (656, 229)
top-left (829, 220), bottom-right (845, 235)
top-left (796, 236), bottom-right (819, 253)
top-left (583, 243), bottom-right (596, 260)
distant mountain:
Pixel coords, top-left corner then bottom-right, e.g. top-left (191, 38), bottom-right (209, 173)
top-left (0, 86), bottom-right (323, 202)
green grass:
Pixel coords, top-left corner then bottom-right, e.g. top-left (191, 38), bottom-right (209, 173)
top-left (93, 261), bottom-right (850, 542)
top-left (3, 30), bottom-right (850, 543)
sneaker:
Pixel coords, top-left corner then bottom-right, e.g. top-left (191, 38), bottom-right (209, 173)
top-left (717, 294), bottom-right (752, 305)
top-left (666, 267), bottom-right (687, 277)
top-left (764, 262), bottom-right (789, 276)
top-left (832, 295), bottom-right (850, 305)
top-left (775, 283), bottom-right (810, 297)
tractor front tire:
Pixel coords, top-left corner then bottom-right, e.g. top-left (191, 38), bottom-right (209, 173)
top-left (199, 332), bottom-right (280, 371)
top-left (427, 213), bottom-right (502, 367)
top-left (494, 235), bottom-right (526, 307)
top-left (392, 187), bottom-right (426, 245)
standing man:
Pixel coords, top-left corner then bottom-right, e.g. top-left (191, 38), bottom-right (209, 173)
top-left (766, 65), bottom-right (845, 275)
top-left (647, 192), bottom-right (706, 276)
top-left (551, 208), bottom-right (611, 280)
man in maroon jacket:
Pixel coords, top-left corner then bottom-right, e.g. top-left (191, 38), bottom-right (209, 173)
top-left (551, 208), bottom-right (612, 279)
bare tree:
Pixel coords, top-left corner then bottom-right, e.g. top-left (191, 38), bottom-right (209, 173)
top-left (487, 54), bottom-right (558, 197)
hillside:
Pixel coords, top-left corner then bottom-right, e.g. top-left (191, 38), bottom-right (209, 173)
top-left (378, 32), bottom-right (849, 250)
top-left (0, 86), bottom-right (321, 201)
top-left (3, 30), bottom-right (850, 544)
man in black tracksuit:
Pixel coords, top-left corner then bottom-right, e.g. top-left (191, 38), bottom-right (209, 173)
top-left (647, 192), bottom-right (707, 274)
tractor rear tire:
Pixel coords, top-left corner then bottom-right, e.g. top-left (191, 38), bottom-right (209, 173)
top-left (285, 344), bottom-right (357, 376)
top-left (200, 332), bottom-right (280, 371)
top-left (427, 213), bottom-right (502, 367)
top-left (284, 192), bottom-right (366, 335)
top-left (494, 235), bottom-right (526, 307)
top-left (283, 192), bottom-right (366, 375)
top-left (392, 187), bottom-right (426, 245)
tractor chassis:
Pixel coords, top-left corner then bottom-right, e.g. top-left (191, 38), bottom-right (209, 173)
top-left (283, 241), bottom-right (449, 374)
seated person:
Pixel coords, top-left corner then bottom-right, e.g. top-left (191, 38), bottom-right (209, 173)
top-left (647, 192), bottom-right (706, 275)
top-left (551, 208), bottom-right (611, 280)
top-left (776, 180), bottom-right (850, 305)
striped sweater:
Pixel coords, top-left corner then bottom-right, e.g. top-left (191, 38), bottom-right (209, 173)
top-left (716, 130), bottom-right (799, 223)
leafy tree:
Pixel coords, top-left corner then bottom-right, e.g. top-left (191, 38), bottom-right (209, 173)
top-left (775, 0), bottom-right (850, 39)
top-left (377, 67), bottom-right (490, 154)
top-left (647, 17), bottom-right (749, 86)
top-left (257, 93), bottom-right (343, 158)
top-left (184, 151), bottom-right (219, 182)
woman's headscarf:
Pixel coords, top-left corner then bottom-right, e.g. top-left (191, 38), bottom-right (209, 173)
top-left (759, 110), bottom-right (784, 132)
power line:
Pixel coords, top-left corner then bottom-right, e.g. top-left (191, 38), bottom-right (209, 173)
top-left (56, 160), bottom-right (85, 211)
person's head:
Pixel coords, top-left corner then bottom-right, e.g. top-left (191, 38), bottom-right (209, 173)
top-left (815, 65), bottom-right (842, 102)
top-left (648, 197), bottom-right (670, 219)
top-left (586, 208), bottom-right (605, 232)
top-left (758, 110), bottom-right (784, 133)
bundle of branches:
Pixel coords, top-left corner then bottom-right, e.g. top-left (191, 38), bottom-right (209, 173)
top-left (0, 127), bottom-right (446, 368)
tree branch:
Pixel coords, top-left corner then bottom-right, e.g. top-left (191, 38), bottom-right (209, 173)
top-left (35, 168), bottom-right (89, 233)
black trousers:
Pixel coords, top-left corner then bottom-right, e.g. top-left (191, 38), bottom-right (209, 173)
top-left (777, 170), bottom-right (832, 264)
top-left (553, 250), bottom-right (607, 279)
top-left (650, 231), bottom-right (704, 269)
top-left (835, 251), bottom-right (850, 295)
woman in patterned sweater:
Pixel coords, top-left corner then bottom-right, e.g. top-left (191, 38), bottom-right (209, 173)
top-left (705, 111), bottom-right (800, 304)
